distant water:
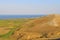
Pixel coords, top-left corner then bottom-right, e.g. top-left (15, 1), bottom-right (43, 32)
top-left (0, 15), bottom-right (44, 19)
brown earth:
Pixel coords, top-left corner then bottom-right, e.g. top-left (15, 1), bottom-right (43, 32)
top-left (9, 14), bottom-right (60, 40)
top-left (0, 27), bottom-right (10, 35)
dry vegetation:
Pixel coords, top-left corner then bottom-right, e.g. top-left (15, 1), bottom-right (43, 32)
top-left (0, 14), bottom-right (60, 40)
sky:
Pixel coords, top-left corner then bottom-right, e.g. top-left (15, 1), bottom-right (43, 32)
top-left (0, 0), bottom-right (60, 15)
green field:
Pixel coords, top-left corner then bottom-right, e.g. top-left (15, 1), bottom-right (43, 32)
top-left (0, 18), bottom-right (34, 40)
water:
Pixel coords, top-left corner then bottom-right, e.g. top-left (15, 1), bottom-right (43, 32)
top-left (0, 15), bottom-right (44, 19)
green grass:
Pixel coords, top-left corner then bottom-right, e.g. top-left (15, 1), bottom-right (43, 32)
top-left (0, 18), bottom-right (34, 40)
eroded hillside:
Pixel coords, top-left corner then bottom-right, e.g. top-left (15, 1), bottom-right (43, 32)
top-left (0, 14), bottom-right (60, 40)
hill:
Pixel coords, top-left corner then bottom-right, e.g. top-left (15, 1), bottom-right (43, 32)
top-left (0, 14), bottom-right (60, 40)
top-left (9, 14), bottom-right (60, 40)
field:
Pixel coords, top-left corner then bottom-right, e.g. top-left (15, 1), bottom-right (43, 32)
top-left (0, 14), bottom-right (60, 40)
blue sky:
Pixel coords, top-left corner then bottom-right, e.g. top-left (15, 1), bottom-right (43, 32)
top-left (0, 0), bottom-right (60, 15)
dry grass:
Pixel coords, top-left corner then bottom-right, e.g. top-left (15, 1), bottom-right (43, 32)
top-left (0, 14), bottom-right (60, 40)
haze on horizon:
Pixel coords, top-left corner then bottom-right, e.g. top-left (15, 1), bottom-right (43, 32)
top-left (0, 0), bottom-right (60, 15)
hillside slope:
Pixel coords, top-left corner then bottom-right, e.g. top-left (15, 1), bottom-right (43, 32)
top-left (10, 14), bottom-right (60, 40)
top-left (0, 14), bottom-right (60, 40)
top-left (20, 14), bottom-right (60, 32)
